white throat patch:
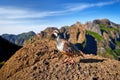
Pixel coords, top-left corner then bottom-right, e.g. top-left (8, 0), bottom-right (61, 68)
top-left (57, 42), bottom-right (64, 51)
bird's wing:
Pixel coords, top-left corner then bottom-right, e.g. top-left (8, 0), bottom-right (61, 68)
top-left (62, 40), bottom-right (79, 56)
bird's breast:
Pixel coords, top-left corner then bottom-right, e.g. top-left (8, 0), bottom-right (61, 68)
top-left (57, 42), bottom-right (64, 51)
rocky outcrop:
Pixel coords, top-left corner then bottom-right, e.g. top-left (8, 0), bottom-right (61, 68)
top-left (77, 22), bottom-right (86, 43)
top-left (85, 21), bottom-right (102, 36)
top-left (0, 38), bottom-right (120, 80)
top-left (37, 27), bottom-right (58, 39)
top-left (84, 19), bottom-right (120, 59)
top-left (67, 22), bottom-right (86, 44)
top-left (68, 23), bottom-right (80, 43)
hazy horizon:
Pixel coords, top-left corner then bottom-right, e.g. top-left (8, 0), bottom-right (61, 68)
top-left (0, 0), bottom-right (120, 35)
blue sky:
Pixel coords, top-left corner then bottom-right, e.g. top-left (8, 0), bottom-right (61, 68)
top-left (0, 0), bottom-right (120, 34)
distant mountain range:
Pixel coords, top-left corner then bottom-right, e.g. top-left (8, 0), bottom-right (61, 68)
top-left (1, 31), bottom-right (36, 46)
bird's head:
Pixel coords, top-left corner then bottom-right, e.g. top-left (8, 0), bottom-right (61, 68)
top-left (52, 30), bottom-right (60, 38)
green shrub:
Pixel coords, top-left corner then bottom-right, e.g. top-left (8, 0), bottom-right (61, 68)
top-left (98, 48), bottom-right (118, 59)
top-left (116, 41), bottom-right (120, 47)
top-left (105, 48), bottom-right (117, 59)
top-left (87, 30), bottom-right (103, 41)
top-left (99, 24), bottom-right (118, 32)
top-left (114, 49), bottom-right (120, 56)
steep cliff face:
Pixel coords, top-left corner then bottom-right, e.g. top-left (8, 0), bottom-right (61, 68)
top-left (68, 24), bottom-right (80, 43)
top-left (85, 21), bottom-right (102, 35)
top-left (0, 38), bottom-right (120, 80)
top-left (90, 19), bottom-right (120, 59)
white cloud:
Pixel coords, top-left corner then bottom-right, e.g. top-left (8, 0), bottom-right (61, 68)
top-left (0, 20), bottom-right (26, 24)
top-left (66, 1), bottom-right (118, 11)
top-left (0, 7), bottom-right (53, 19)
top-left (0, 19), bottom-right (47, 25)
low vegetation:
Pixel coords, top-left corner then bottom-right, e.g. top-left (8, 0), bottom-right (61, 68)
top-left (116, 41), bottom-right (120, 47)
top-left (114, 49), bottom-right (120, 56)
top-left (86, 30), bottom-right (103, 41)
top-left (99, 24), bottom-right (118, 32)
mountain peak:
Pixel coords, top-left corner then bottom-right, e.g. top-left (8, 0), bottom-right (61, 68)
top-left (93, 19), bottom-right (111, 25)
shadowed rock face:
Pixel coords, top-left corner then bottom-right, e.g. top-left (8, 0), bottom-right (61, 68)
top-left (0, 38), bottom-right (120, 80)
top-left (83, 35), bottom-right (97, 55)
top-left (0, 36), bottom-right (21, 62)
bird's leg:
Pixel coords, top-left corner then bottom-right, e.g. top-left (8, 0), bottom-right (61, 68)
top-left (69, 57), bottom-right (75, 64)
top-left (63, 57), bottom-right (69, 63)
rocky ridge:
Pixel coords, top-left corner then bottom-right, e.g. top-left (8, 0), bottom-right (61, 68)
top-left (0, 37), bottom-right (120, 80)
